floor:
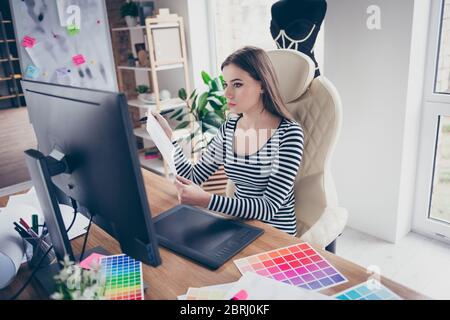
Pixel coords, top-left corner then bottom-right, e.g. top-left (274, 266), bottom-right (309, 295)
top-left (337, 227), bottom-right (450, 300)
top-left (0, 107), bottom-right (37, 188)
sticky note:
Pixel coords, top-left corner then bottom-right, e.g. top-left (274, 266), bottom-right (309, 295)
top-left (79, 253), bottom-right (106, 270)
top-left (72, 54), bottom-right (86, 66)
top-left (56, 67), bottom-right (71, 78)
top-left (22, 36), bottom-right (36, 48)
top-left (66, 24), bottom-right (80, 36)
top-left (25, 65), bottom-right (40, 79)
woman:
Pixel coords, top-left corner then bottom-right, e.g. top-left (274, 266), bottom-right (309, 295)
top-left (152, 46), bottom-right (304, 236)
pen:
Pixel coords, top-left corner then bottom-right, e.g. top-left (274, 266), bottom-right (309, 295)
top-left (19, 218), bottom-right (31, 230)
top-left (32, 214), bottom-right (39, 234)
top-left (14, 226), bottom-right (30, 239)
top-left (18, 218), bottom-right (40, 238)
top-left (14, 226), bottom-right (38, 246)
top-left (14, 221), bottom-right (39, 239)
top-left (139, 109), bottom-right (175, 123)
top-left (13, 222), bottom-right (28, 235)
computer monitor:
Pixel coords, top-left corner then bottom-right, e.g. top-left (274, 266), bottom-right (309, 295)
top-left (22, 80), bottom-right (161, 267)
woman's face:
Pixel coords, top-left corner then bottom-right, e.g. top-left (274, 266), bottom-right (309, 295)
top-left (222, 63), bottom-right (263, 115)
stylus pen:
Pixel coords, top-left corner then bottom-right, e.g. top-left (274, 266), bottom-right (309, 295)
top-left (139, 109), bottom-right (175, 123)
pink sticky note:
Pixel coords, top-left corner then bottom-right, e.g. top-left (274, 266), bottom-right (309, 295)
top-left (22, 36), bottom-right (36, 48)
top-left (79, 253), bottom-right (106, 270)
top-left (231, 290), bottom-right (248, 300)
top-left (72, 54), bottom-right (86, 66)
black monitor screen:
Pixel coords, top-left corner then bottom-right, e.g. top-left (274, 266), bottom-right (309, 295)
top-left (22, 80), bottom-right (161, 266)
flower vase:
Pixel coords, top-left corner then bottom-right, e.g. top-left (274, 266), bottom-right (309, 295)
top-left (125, 16), bottom-right (137, 27)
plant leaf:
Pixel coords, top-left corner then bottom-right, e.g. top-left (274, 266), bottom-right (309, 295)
top-left (191, 94), bottom-right (198, 111)
top-left (175, 112), bottom-right (190, 121)
top-left (178, 88), bottom-right (187, 101)
top-left (190, 139), bottom-right (206, 154)
top-left (189, 89), bottom-right (197, 101)
top-left (193, 147), bottom-right (203, 154)
top-left (214, 109), bottom-right (225, 120)
top-left (201, 71), bottom-right (212, 86)
top-left (209, 79), bottom-right (218, 92)
top-left (208, 97), bottom-right (224, 111)
top-left (203, 113), bottom-right (223, 128)
top-left (197, 92), bottom-right (208, 113)
top-left (169, 108), bottom-right (184, 119)
top-left (184, 127), bottom-right (201, 142)
top-left (175, 121), bottom-right (190, 130)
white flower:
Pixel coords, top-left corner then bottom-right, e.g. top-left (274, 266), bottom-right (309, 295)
top-left (51, 255), bottom-right (106, 300)
top-left (50, 292), bottom-right (64, 300)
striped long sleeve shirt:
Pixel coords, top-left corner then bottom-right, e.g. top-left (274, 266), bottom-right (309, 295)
top-left (172, 114), bottom-right (304, 236)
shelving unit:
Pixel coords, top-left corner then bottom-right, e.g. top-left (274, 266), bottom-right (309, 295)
top-left (111, 9), bottom-right (192, 177)
top-left (0, 11), bottom-right (23, 108)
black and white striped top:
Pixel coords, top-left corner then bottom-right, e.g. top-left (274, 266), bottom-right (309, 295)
top-left (172, 114), bottom-right (304, 236)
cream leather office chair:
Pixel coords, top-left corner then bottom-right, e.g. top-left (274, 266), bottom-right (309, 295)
top-left (226, 49), bottom-right (348, 252)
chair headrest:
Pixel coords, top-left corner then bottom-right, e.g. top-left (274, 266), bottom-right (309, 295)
top-left (266, 49), bottom-right (315, 103)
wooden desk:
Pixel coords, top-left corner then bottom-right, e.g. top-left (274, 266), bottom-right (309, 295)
top-left (0, 170), bottom-right (428, 300)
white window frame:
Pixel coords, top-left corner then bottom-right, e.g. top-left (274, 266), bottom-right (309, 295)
top-left (413, 0), bottom-right (450, 243)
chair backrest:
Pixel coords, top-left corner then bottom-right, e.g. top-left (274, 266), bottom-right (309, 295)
top-left (266, 49), bottom-right (343, 236)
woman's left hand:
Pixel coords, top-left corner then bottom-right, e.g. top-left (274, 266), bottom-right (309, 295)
top-left (174, 175), bottom-right (212, 208)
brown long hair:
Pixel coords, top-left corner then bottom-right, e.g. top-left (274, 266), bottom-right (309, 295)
top-left (221, 46), bottom-right (293, 121)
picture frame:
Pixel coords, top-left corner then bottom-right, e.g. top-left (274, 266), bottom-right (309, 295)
top-left (134, 42), bottom-right (149, 67)
top-left (138, 1), bottom-right (155, 26)
top-left (152, 27), bottom-right (182, 65)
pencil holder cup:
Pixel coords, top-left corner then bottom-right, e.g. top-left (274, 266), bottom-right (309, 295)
top-left (23, 234), bottom-right (55, 269)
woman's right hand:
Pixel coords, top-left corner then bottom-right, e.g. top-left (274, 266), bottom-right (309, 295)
top-left (151, 111), bottom-right (173, 140)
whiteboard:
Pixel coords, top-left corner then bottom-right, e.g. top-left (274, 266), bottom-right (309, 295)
top-left (11, 0), bottom-right (118, 92)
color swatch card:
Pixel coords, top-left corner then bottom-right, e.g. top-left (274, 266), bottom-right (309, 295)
top-left (334, 282), bottom-right (402, 300)
top-left (185, 288), bottom-right (229, 300)
top-left (100, 254), bottom-right (144, 300)
top-left (224, 272), bottom-right (334, 300)
top-left (233, 243), bottom-right (347, 291)
top-left (178, 281), bottom-right (237, 300)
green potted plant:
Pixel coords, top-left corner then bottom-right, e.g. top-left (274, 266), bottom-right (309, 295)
top-left (171, 71), bottom-right (228, 155)
top-left (127, 53), bottom-right (137, 67)
top-left (136, 85), bottom-right (155, 104)
top-left (120, 1), bottom-right (139, 27)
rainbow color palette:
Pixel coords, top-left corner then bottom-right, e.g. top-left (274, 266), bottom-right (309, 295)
top-left (100, 254), bottom-right (144, 300)
top-left (233, 243), bottom-right (347, 291)
top-left (334, 282), bottom-right (402, 300)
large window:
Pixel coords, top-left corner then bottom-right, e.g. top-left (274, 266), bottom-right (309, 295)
top-left (435, 1), bottom-right (450, 93)
top-left (414, 0), bottom-right (450, 242)
top-left (211, 0), bottom-right (278, 71)
top-left (429, 116), bottom-right (450, 224)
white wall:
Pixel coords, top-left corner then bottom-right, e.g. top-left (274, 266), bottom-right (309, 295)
top-left (324, 0), bottom-right (426, 242)
top-left (396, 0), bottom-right (431, 242)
